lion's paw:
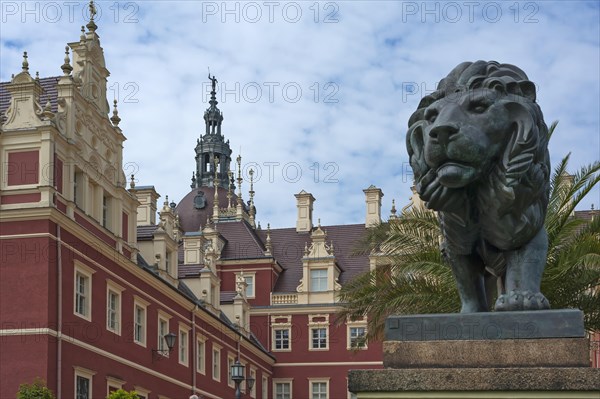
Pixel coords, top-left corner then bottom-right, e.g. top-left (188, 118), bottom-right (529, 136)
top-left (495, 290), bottom-right (550, 311)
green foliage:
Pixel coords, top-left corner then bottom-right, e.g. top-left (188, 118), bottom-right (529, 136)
top-left (106, 389), bottom-right (139, 399)
top-left (339, 122), bottom-right (600, 338)
top-left (16, 378), bottom-right (56, 399)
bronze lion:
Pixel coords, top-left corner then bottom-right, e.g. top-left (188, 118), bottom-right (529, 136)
top-left (406, 61), bottom-right (551, 312)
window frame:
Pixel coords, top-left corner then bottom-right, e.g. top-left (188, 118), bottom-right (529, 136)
top-left (262, 375), bottom-right (269, 399)
top-left (273, 328), bottom-right (291, 351)
top-left (74, 261), bottom-right (95, 321)
top-left (348, 325), bottom-right (368, 350)
top-left (308, 314), bottom-right (329, 351)
top-left (212, 344), bottom-right (222, 382)
top-left (157, 312), bottom-right (171, 356)
top-left (309, 379), bottom-right (329, 399)
top-left (196, 335), bottom-right (206, 374)
top-left (273, 379), bottom-right (293, 399)
top-left (74, 366), bottom-right (96, 399)
top-left (310, 268), bottom-right (328, 292)
top-left (178, 324), bottom-right (190, 366)
top-left (133, 296), bottom-right (149, 347)
top-left (227, 354), bottom-right (236, 388)
top-left (106, 280), bottom-right (124, 335)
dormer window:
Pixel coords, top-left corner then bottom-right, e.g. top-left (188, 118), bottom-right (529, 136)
top-left (310, 269), bottom-right (328, 292)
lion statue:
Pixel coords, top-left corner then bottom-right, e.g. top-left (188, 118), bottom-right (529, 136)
top-left (406, 61), bottom-right (551, 312)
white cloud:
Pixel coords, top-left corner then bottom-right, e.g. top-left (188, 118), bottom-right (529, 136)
top-left (1, 0), bottom-right (598, 227)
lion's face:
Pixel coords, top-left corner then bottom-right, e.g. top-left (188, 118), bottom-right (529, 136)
top-left (420, 88), bottom-right (514, 189)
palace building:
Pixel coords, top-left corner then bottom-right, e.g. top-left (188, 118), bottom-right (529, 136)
top-left (0, 14), bottom-right (386, 399)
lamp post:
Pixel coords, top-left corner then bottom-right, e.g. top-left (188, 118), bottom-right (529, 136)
top-left (152, 332), bottom-right (176, 360)
top-left (231, 360), bottom-right (255, 399)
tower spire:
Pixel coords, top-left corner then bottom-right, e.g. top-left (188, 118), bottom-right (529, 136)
top-left (248, 168), bottom-right (256, 227)
top-left (194, 72), bottom-right (231, 189)
top-left (22, 52), bottom-right (29, 73)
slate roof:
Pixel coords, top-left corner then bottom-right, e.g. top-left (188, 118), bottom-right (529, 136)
top-left (175, 187), bottom-right (247, 232)
top-left (259, 224), bottom-right (369, 292)
top-left (137, 225), bottom-right (158, 241)
top-left (1, 76), bottom-right (61, 116)
top-left (216, 220), bottom-right (267, 260)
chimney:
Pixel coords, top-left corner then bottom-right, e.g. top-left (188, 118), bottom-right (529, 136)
top-left (131, 186), bottom-right (160, 226)
top-left (363, 185), bottom-right (383, 227)
top-left (295, 190), bottom-right (315, 232)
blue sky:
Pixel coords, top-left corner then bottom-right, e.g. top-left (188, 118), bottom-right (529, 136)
top-left (1, 1), bottom-right (599, 228)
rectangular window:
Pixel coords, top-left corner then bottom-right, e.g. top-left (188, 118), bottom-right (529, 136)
top-left (196, 338), bottom-right (206, 374)
top-left (75, 272), bottom-right (89, 317)
top-left (244, 275), bottom-right (254, 298)
top-left (76, 375), bottom-right (90, 399)
top-left (106, 289), bottom-right (120, 333)
top-left (158, 316), bottom-right (169, 354)
top-left (311, 382), bottom-right (327, 399)
top-left (310, 269), bottom-right (328, 292)
top-left (249, 368), bottom-right (257, 398)
top-left (74, 264), bottom-right (94, 321)
top-left (227, 355), bottom-right (235, 388)
top-left (349, 326), bottom-right (367, 349)
top-left (262, 376), bottom-right (269, 399)
top-left (179, 329), bottom-right (189, 366)
top-left (212, 347), bottom-right (221, 381)
top-left (274, 329), bottom-right (290, 350)
top-left (311, 328), bottom-right (327, 349)
top-left (134, 303), bottom-right (146, 346)
top-left (275, 382), bottom-right (291, 399)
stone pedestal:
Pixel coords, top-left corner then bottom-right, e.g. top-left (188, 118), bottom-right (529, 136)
top-left (349, 310), bottom-right (600, 398)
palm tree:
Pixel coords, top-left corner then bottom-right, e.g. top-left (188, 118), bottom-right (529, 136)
top-left (339, 125), bottom-right (600, 338)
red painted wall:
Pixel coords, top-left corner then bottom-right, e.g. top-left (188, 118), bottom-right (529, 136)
top-left (7, 150), bottom-right (39, 185)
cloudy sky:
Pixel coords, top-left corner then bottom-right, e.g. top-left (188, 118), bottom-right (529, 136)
top-left (1, 1), bottom-right (599, 228)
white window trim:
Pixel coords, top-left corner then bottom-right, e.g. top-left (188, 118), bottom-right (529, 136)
top-left (157, 312), bottom-right (171, 357)
top-left (227, 353), bottom-right (236, 388)
top-left (308, 314), bottom-right (330, 351)
top-left (271, 315), bottom-right (292, 352)
top-left (178, 323), bottom-right (190, 367)
top-left (133, 296), bottom-right (149, 347)
top-left (309, 378), bottom-right (330, 399)
top-left (133, 386), bottom-right (150, 399)
top-left (262, 375), bottom-right (269, 399)
top-left (273, 379), bottom-right (293, 399)
top-left (106, 376), bottom-right (125, 396)
top-left (235, 271), bottom-right (256, 298)
top-left (347, 323), bottom-right (368, 350)
top-left (106, 280), bottom-right (124, 335)
top-left (196, 334), bottom-right (207, 375)
top-left (212, 344), bottom-right (222, 382)
top-left (74, 366), bottom-right (96, 399)
top-left (249, 366), bottom-right (257, 398)
top-left (74, 261), bottom-right (95, 321)
top-left (310, 268), bottom-right (328, 292)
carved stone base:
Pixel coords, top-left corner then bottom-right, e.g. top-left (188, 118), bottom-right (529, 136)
top-left (348, 368), bottom-right (600, 398)
top-left (349, 310), bottom-right (599, 398)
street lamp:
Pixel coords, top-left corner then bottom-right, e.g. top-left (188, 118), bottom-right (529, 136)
top-left (231, 360), bottom-right (255, 399)
top-left (152, 332), bottom-right (176, 360)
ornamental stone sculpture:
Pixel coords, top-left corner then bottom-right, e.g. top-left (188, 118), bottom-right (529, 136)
top-left (406, 61), bottom-right (551, 312)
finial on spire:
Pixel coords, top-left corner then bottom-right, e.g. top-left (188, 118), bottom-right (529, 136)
top-left (390, 199), bottom-right (398, 219)
top-left (227, 170), bottom-right (233, 209)
top-left (22, 51), bottom-right (29, 73)
top-left (317, 218), bottom-right (321, 227)
top-left (61, 46), bottom-right (73, 76)
top-left (110, 99), bottom-right (121, 126)
top-left (87, 0), bottom-right (98, 31)
top-left (80, 26), bottom-right (86, 42)
top-left (265, 223), bottom-right (272, 255)
top-left (35, 71), bottom-right (40, 81)
top-left (236, 154), bottom-right (243, 202)
top-left (129, 174), bottom-right (135, 189)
